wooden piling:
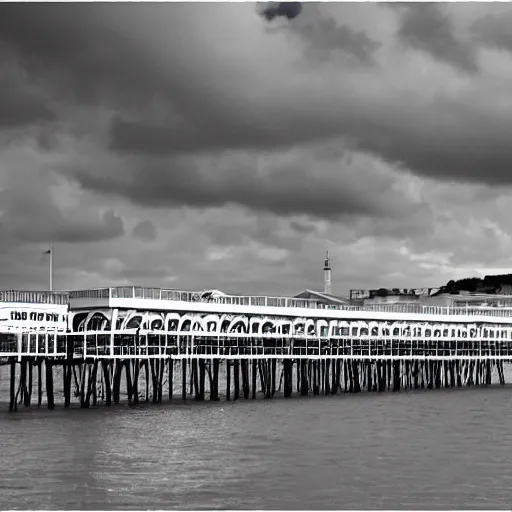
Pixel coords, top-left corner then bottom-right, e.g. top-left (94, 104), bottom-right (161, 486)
top-left (168, 358), bottom-right (174, 400)
top-left (9, 359), bottom-right (16, 412)
top-left (251, 359), bottom-right (257, 399)
top-left (335, 359), bottom-right (341, 394)
top-left (325, 359), bottom-right (331, 395)
top-left (102, 360), bottom-right (112, 406)
top-left (198, 359), bottom-right (206, 401)
top-left (283, 359), bottom-right (292, 398)
top-left (151, 359), bottom-right (159, 403)
top-left (226, 360), bottom-right (231, 401)
top-left (25, 361), bottom-right (33, 407)
top-left (124, 360), bottom-right (133, 404)
top-left (64, 362), bottom-right (72, 407)
top-left (312, 361), bottom-right (319, 395)
top-left (182, 359), bottom-right (187, 400)
top-left (80, 363), bottom-right (89, 408)
top-left (296, 359), bottom-right (301, 395)
top-left (258, 360), bottom-right (265, 396)
top-left (113, 360), bottom-right (122, 404)
top-left (37, 360), bottom-right (43, 406)
top-left (353, 361), bottom-right (361, 393)
top-left (268, 359), bottom-right (275, 397)
top-left (90, 360), bottom-right (99, 406)
top-left (157, 359), bottom-right (165, 403)
top-left (300, 359), bottom-right (308, 396)
top-left (241, 359), bottom-right (250, 399)
top-left (46, 361), bottom-right (54, 410)
top-left (392, 360), bottom-right (400, 392)
top-left (18, 358), bottom-right (27, 407)
top-left (132, 359), bottom-right (140, 405)
top-left (211, 359), bottom-right (220, 401)
top-left (234, 359), bottom-right (240, 400)
top-left (366, 361), bottom-right (373, 392)
top-left (143, 359), bottom-right (150, 402)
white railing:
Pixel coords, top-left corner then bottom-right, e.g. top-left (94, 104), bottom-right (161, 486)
top-left (69, 289), bottom-right (110, 299)
top-left (3, 329), bottom-right (512, 360)
top-left (0, 290), bottom-right (69, 304)
top-left (66, 286), bottom-right (512, 320)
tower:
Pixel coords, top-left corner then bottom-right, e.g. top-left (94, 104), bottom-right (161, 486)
top-left (324, 250), bottom-right (332, 295)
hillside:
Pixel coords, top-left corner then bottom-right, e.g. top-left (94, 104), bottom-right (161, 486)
top-left (434, 274), bottom-right (512, 295)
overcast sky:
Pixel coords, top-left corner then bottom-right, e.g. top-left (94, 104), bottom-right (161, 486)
top-left (1, 2), bottom-right (512, 296)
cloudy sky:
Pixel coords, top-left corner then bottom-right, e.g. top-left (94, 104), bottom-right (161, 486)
top-left (1, 2), bottom-right (512, 296)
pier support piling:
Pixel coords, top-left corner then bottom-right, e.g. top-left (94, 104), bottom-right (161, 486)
top-left (46, 361), bottom-right (54, 410)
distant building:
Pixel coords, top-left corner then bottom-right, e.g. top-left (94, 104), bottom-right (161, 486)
top-left (350, 287), bottom-right (439, 306)
top-left (350, 286), bottom-right (512, 308)
top-left (293, 289), bottom-right (352, 307)
top-left (449, 291), bottom-right (512, 308)
top-left (498, 284), bottom-right (512, 296)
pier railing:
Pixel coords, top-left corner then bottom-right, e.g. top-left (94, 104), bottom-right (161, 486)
top-left (4, 329), bottom-right (512, 360)
top-left (68, 287), bottom-right (512, 319)
top-left (0, 290), bottom-right (69, 305)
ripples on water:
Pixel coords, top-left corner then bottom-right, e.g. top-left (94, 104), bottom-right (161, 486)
top-left (1, 385), bottom-right (512, 510)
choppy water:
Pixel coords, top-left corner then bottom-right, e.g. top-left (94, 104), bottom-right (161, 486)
top-left (1, 385), bottom-right (512, 510)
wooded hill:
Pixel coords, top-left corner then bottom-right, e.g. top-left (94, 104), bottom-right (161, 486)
top-left (434, 274), bottom-right (512, 295)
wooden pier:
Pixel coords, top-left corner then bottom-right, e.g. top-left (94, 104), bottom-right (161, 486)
top-left (1, 329), bottom-right (511, 411)
top-left (2, 285), bottom-right (512, 411)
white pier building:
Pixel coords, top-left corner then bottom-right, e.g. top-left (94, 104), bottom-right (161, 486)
top-left (2, 252), bottom-right (512, 360)
top-left (11, 284), bottom-right (509, 361)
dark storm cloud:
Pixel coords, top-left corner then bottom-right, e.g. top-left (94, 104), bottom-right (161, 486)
top-left (200, 214), bottom-right (308, 254)
top-left (472, 12), bottom-right (512, 53)
top-left (108, 115), bottom-right (276, 156)
top-left (0, 3), bottom-right (195, 108)
top-left (2, 2), bottom-right (512, 192)
top-left (110, 103), bottom-right (512, 188)
top-left (260, 2), bottom-right (302, 22)
top-left (97, 101), bottom-right (512, 195)
top-left (59, 152), bottom-right (415, 221)
top-left (54, 210), bottom-right (125, 244)
top-left (0, 4), bottom-right (120, 103)
top-left (0, 179), bottom-right (125, 244)
top-left (352, 104), bottom-right (512, 185)
top-left (0, 84), bottom-right (54, 128)
top-left (397, 3), bottom-right (478, 74)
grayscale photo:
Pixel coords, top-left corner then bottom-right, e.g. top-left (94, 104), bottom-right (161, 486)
top-left (0, 1), bottom-right (510, 510)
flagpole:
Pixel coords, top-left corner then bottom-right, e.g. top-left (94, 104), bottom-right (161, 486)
top-left (49, 245), bottom-right (53, 292)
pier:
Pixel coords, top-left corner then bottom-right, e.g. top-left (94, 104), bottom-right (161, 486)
top-left (1, 286), bottom-right (512, 411)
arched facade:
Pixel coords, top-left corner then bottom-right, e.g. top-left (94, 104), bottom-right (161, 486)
top-left (67, 308), bottom-right (512, 343)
